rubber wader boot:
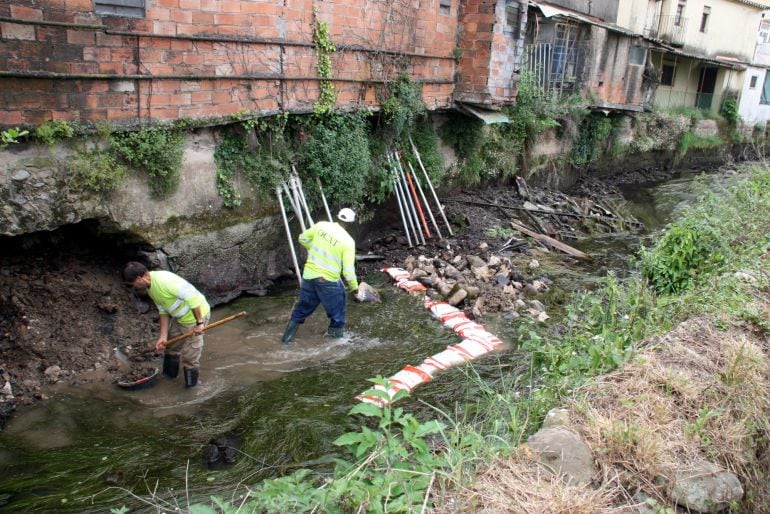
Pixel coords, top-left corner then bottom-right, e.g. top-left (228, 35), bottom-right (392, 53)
top-left (184, 367), bottom-right (199, 388)
top-left (324, 326), bottom-right (344, 339)
top-left (281, 320), bottom-right (300, 344)
top-left (162, 354), bottom-right (180, 378)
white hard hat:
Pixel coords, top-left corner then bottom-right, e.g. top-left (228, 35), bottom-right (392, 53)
top-left (337, 208), bottom-right (356, 223)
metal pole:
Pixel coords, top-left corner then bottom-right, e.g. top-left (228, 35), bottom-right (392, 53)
top-left (395, 152), bottom-right (425, 245)
top-left (292, 166), bottom-right (314, 226)
top-left (276, 187), bottom-right (302, 286)
top-left (289, 177), bottom-right (306, 227)
top-left (400, 153), bottom-right (431, 238)
top-left (391, 172), bottom-right (413, 248)
top-left (316, 177), bottom-right (333, 222)
top-left (282, 182), bottom-right (306, 232)
top-left (398, 154), bottom-right (430, 243)
top-left (409, 137), bottom-right (453, 236)
top-left (388, 154), bottom-right (415, 247)
top-left (407, 160), bottom-right (441, 238)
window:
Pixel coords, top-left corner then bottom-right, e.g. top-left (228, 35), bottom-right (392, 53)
top-left (629, 45), bottom-right (646, 66)
top-left (750, 75), bottom-right (758, 89)
top-left (675, 0), bottom-right (686, 26)
top-left (759, 20), bottom-right (770, 44)
top-left (95, 0), bottom-right (145, 18)
top-left (760, 71), bottom-right (770, 104)
top-left (661, 64), bottom-right (676, 86)
top-left (439, 0), bottom-right (451, 15)
top-left (700, 6), bottom-right (711, 33)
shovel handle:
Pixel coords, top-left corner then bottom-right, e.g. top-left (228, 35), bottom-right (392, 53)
top-left (144, 311), bottom-right (247, 353)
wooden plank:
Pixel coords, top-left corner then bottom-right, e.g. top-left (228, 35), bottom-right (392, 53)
top-left (509, 221), bottom-right (592, 261)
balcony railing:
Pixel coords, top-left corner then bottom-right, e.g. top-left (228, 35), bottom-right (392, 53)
top-left (645, 15), bottom-right (688, 47)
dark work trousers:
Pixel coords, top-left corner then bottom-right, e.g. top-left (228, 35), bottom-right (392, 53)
top-left (290, 277), bottom-right (347, 328)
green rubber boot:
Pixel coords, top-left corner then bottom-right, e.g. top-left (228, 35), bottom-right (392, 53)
top-left (324, 326), bottom-right (344, 339)
top-left (281, 320), bottom-right (300, 344)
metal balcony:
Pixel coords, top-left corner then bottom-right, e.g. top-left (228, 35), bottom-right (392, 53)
top-left (645, 15), bottom-right (688, 47)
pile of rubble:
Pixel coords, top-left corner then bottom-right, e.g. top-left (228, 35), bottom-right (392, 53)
top-left (400, 245), bottom-right (551, 322)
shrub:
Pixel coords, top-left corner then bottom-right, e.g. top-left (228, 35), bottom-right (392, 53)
top-left (35, 120), bottom-right (74, 146)
top-left (69, 149), bottom-right (128, 195)
top-left (110, 128), bottom-right (184, 199)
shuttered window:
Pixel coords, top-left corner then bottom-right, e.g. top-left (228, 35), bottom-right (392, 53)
top-left (95, 0), bottom-right (145, 18)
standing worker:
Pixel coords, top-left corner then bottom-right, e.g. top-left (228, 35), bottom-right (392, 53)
top-left (123, 261), bottom-right (210, 388)
top-left (281, 208), bottom-right (359, 344)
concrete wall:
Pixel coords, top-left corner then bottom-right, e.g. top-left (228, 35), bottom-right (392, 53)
top-left (586, 28), bottom-right (646, 109)
top-left (0, 0), bottom-right (457, 128)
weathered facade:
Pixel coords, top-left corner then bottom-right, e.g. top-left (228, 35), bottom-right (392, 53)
top-left (0, 0), bottom-right (458, 127)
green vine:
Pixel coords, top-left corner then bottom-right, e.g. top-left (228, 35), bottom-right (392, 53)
top-left (570, 113), bottom-right (613, 167)
top-left (214, 115), bottom-right (293, 208)
top-left (313, 12), bottom-right (337, 116)
top-left (110, 128), bottom-right (184, 199)
top-left (379, 73), bottom-right (425, 140)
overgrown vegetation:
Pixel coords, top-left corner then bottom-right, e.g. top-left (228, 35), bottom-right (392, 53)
top-left (69, 147), bottom-right (128, 195)
top-left (35, 120), bottom-right (74, 146)
top-left (110, 128), bottom-right (185, 199)
top-left (673, 131), bottom-right (723, 164)
top-left (379, 74), bottom-right (426, 141)
top-left (570, 113), bottom-right (613, 166)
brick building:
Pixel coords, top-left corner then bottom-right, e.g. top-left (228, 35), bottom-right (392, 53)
top-left (1, 0), bottom-right (475, 128)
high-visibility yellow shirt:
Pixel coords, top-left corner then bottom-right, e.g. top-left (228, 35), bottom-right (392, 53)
top-left (299, 221), bottom-right (358, 291)
top-left (148, 270), bottom-right (210, 324)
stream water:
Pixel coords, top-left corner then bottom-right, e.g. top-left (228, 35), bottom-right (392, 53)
top-left (0, 167), bottom-right (743, 513)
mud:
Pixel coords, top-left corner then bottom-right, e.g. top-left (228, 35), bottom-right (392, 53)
top-left (0, 173), bottom-right (651, 426)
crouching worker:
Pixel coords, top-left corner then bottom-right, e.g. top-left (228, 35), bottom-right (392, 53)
top-left (281, 208), bottom-right (359, 344)
top-left (123, 261), bottom-right (210, 388)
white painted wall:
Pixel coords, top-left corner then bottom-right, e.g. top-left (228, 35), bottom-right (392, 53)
top-left (738, 65), bottom-right (770, 127)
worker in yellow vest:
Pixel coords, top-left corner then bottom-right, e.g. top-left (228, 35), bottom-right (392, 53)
top-left (123, 261), bottom-right (210, 388)
top-left (281, 208), bottom-right (359, 343)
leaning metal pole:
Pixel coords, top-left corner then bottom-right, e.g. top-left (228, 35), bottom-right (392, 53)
top-left (276, 186), bottom-right (302, 285)
top-left (395, 153), bottom-right (426, 244)
top-left (316, 177), bottom-right (333, 222)
top-left (409, 136), bottom-right (453, 236)
top-left (387, 154), bottom-right (413, 248)
top-left (392, 152), bottom-right (422, 245)
top-left (407, 160), bottom-right (441, 238)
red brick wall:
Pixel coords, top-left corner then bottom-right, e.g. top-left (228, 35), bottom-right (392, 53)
top-left (0, 0), bottom-right (457, 127)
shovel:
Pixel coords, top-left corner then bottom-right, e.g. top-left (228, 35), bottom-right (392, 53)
top-left (115, 311), bottom-right (247, 390)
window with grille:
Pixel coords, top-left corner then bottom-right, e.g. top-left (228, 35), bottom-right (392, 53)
top-left (661, 64), bottom-right (676, 86)
top-left (750, 75), bottom-right (758, 89)
top-left (95, 0), bottom-right (145, 18)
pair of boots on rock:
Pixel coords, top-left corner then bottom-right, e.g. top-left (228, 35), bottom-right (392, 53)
top-left (162, 354), bottom-right (198, 387)
top-left (281, 320), bottom-right (344, 344)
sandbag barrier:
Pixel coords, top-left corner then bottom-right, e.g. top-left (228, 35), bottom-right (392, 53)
top-left (356, 267), bottom-right (505, 406)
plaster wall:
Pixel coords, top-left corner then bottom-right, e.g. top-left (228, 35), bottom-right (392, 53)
top-left (738, 65), bottom-right (770, 127)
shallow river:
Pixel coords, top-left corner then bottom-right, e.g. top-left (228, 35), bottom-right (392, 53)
top-left (0, 167), bottom-right (741, 512)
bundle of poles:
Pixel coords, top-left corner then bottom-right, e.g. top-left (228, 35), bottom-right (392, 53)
top-left (388, 137), bottom-right (453, 248)
top-left (276, 165), bottom-right (334, 285)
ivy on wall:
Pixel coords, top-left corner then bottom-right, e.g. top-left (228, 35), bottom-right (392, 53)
top-left (313, 11), bottom-right (337, 117)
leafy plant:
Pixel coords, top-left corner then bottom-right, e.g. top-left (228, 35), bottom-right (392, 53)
top-left (35, 120), bottom-right (74, 146)
top-left (720, 95), bottom-right (740, 128)
top-left (640, 220), bottom-right (728, 295)
top-left (570, 113), bottom-right (613, 166)
top-left (69, 148), bottom-right (128, 195)
top-left (380, 74), bottom-right (426, 140)
top-left (110, 128), bottom-right (184, 199)
top-left (1, 127), bottom-right (29, 148)
top-left (298, 112), bottom-right (373, 212)
top-left (674, 131), bottom-right (723, 164)
top-left (440, 113), bottom-right (484, 158)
